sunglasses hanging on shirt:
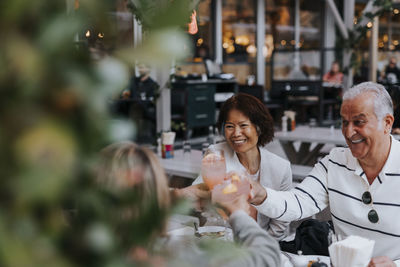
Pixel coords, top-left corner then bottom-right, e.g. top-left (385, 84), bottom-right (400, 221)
top-left (362, 191), bottom-right (379, 223)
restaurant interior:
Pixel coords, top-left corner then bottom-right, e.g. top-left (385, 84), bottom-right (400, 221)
top-left (106, 0), bottom-right (400, 147)
top-left (3, 0), bottom-right (400, 266)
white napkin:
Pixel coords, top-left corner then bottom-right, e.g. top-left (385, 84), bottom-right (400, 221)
top-left (328, 235), bottom-right (375, 267)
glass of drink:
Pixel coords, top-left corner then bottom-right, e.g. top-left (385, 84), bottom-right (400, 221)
top-left (201, 148), bottom-right (226, 190)
top-left (309, 118), bottom-right (317, 128)
top-left (212, 171), bottom-right (251, 203)
top-left (210, 172), bottom-right (251, 232)
top-left (183, 140), bottom-right (191, 155)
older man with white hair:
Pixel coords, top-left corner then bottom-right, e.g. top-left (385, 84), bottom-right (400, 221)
top-left (250, 82), bottom-right (400, 266)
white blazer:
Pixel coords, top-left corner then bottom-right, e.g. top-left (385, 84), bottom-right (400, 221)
top-left (193, 142), bottom-right (292, 240)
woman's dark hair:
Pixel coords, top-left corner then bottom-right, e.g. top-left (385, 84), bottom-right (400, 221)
top-left (217, 93), bottom-right (274, 147)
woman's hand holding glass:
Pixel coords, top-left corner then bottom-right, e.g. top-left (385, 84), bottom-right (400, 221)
top-left (211, 171), bottom-right (252, 218)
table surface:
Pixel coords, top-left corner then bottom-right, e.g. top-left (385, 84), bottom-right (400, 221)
top-left (275, 125), bottom-right (400, 145)
top-left (159, 149), bottom-right (202, 179)
top-left (275, 126), bottom-right (346, 146)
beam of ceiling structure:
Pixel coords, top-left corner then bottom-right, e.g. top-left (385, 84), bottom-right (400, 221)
top-left (325, 0), bottom-right (348, 39)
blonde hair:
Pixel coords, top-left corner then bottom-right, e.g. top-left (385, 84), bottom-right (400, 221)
top-left (96, 141), bottom-right (170, 210)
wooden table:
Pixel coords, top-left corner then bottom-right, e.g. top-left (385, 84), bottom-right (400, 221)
top-left (275, 126), bottom-right (346, 166)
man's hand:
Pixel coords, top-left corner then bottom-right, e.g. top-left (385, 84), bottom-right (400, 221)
top-left (368, 256), bottom-right (396, 267)
top-left (248, 179), bottom-right (267, 206)
top-left (121, 90), bottom-right (131, 99)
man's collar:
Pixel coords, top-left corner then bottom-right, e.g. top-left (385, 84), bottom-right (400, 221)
top-left (352, 136), bottom-right (400, 185)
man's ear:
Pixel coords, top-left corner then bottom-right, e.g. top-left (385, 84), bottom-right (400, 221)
top-left (384, 113), bottom-right (394, 134)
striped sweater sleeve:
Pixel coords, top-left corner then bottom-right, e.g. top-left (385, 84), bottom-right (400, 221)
top-left (256, 156), bottom-right (330, 221)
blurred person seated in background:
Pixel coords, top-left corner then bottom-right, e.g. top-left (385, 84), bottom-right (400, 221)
top-left (382, 57), bottom-right (400, 85)
top-left (323, 61), bottom-right (343, 86)
top-left (96, 141), bottom-right (281, 267)
top-left (248, 82), bottom-right (400, 266)
top-left (389, 85), bottom-right (400, 134)
top-left (193, 93), bottom-right (292, 241)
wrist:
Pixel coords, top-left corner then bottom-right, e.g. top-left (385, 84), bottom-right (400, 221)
top-left (169, 187), bottom-right (181, 199)
top-left (251, 187), bottom-right (267, 206)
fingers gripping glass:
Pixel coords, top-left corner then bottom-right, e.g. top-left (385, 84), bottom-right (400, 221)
top-left (362, 191), bottom-right (379, 223)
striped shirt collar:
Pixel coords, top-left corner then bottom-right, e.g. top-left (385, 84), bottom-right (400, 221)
top-left (347, 136), bottom-right (400, 186)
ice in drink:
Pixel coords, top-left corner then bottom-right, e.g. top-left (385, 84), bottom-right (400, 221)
top-left (201, 150), bottom-right (226, 189)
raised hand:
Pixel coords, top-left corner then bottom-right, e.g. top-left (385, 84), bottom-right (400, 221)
top-left (248, 178), bottom-right (267, 206)
top-left (367, 256), bottom-right (396, 267)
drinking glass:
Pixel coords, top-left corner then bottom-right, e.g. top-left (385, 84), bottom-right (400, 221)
top-left (309, 118), bottom-right (317, 128)
top-left (183, 140), bottom-right (191, 155)
top-left (202, 142), bottom-right (210, 156)
top-left (201, 148), bottom-right (226, 190)
top-left (209, 172), bottom-right (251, 233)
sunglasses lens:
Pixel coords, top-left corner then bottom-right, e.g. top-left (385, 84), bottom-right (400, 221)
top-left (368, 209), bottom-right (379, 223)
top-left (362, 191), bottom-right (372, 204)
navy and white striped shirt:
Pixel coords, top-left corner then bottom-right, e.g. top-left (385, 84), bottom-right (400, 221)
top-left (257, 136), bottom-right (400, 265)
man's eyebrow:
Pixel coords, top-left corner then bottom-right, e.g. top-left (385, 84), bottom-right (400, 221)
top-left (341, 114), bottom-right (367, 120)
top-left (352, 114), bottom-right (367, 119)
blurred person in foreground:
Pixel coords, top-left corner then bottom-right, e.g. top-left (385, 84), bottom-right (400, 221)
top-left (96, 141), bottom-right (281, 267)
top-left (249, 82), bottom-right (400, 266)
top-left (193, 93), bottom-right (292, 240)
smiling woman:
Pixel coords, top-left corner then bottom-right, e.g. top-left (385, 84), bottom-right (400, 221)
top-left (193, 93), bottom-right (293, 241)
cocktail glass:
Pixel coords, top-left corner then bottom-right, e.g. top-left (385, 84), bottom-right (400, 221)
top-left (211, 171), bottom-right (251, 204)
top-left (201, 149), bottom-right (226, 190)
top-left (210, 172), bottom-right (251, 237)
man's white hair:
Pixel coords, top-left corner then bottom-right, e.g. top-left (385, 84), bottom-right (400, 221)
top-left (343, 82), bottom-right (393, 124)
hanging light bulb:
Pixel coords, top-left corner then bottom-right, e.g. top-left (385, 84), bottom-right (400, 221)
top-left (188, 10), bottom-right (198, 35)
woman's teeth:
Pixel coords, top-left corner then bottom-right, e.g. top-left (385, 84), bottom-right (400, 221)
top-left (233, 140), bottom-right (245, 144)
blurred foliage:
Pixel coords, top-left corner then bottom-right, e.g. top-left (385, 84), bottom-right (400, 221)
top-left (0, 0), bottom-right (193, 266)
top-left (115, 0), bottom-right (196, 68)
top-left (128, 0), bottom-right (198, 32)
top-left (337, 0), bottom-right (393, 73)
